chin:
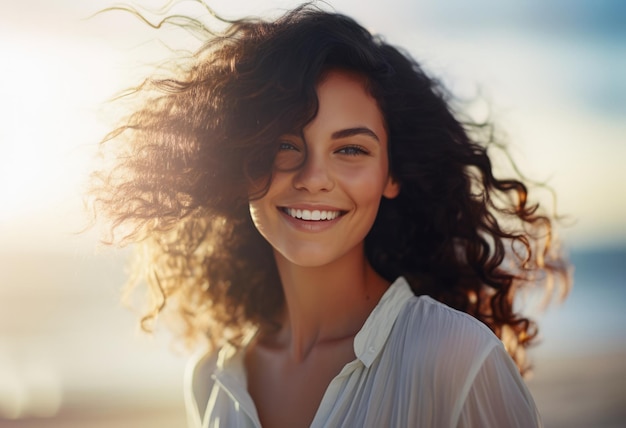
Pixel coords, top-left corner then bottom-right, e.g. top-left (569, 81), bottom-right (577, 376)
top-left (282, 254), bottom-right (336, 269)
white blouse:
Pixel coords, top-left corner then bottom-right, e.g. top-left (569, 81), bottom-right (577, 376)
top-left (185, 277), bottom-right (541, 427)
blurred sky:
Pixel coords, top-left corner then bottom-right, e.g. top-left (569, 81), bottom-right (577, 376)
top-left (0, 0), bottom-right (625, 253)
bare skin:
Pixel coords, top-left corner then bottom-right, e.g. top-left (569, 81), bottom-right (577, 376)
top-left (245, 70), bottom-right (399, 427)
top-left (245, 246), bottom-right (390, 427)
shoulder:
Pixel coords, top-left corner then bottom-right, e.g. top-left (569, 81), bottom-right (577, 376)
top-left (369, 292), bottom-right (530, 426)
top-left (397, 294), bottom-right (502, 354)
top-left (385, 294), bottom-right (505, 389)
top-left (373, 278), bottom-right (503, 371)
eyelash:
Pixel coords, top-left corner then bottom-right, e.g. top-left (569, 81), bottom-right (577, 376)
top-left (337, 145), bottom-right (368, 156)
top-left (277, 142), bottom-right (368, 156)
top-left (278, 142), bottom-right (299, 151)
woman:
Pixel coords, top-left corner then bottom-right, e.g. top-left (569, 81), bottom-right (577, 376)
top-left (91, 3), bottom-right (570, 427)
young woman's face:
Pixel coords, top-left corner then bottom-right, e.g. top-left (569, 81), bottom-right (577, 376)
top-left (249, 69), bottom-right (399, 267)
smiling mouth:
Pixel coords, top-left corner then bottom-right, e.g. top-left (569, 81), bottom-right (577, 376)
top-left (281, 207), bottom-right (345, 221)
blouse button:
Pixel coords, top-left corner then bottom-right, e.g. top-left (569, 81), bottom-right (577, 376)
top-left (368, 346), bottom-right (375, 353)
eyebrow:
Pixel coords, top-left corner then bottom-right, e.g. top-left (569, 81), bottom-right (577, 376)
top-left (331, 127), bottom-right (380, 143)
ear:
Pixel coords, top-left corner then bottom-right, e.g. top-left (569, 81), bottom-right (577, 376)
top-left (383, 175), bottom-right (400, 199)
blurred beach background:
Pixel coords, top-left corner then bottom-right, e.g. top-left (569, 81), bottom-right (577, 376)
top-left (1, 0), bottom-right (624, 427)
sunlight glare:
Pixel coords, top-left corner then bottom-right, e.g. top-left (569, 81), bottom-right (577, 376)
top-left (0, 37), bottom-right (111, 225)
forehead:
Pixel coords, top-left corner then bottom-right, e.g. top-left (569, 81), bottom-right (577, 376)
top-left (304, 69), bottom-right (386, 140)
top-left (316, 68), bottom-right (377, 103)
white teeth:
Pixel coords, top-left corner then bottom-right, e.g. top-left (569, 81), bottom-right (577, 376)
top-left (286, 208), bottom-right (340, 221)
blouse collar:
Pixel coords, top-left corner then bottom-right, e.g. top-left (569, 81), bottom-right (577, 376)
top-left (207, 277), bottom-right (414, 425)
top-left (353, 276), bottom-right (414, 367)
top-left (215, 276), bottom-right (415, 371)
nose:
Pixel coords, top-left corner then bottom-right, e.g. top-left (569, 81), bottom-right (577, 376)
top-left (292, 151), bottom-right (334, 193)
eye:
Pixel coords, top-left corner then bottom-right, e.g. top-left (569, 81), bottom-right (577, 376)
top-left (278, 141), bottom-right (299, 151)
top-left (277, 137), bottom-right (305, 152)
top-left (336, 145), bottom-right (369, 156)
top-left (275, 139), bottom-right (304, 170)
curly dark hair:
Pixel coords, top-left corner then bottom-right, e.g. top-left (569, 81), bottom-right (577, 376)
top-left (90, 3), bottom-right (570, 373)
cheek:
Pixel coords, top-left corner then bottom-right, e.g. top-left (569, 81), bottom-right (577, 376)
top-left (247, 174), bottom-right (273, 200)
top-left (247, 175), bottom-right (287, 238)
top-left (249, 200), bottom-right (272, 242)
top-left (248, 201), bottom-right (262, 228)
top-left (341, 164), bottom-right (390, 201)
top-left (247, 173), bottom-right (282, 223)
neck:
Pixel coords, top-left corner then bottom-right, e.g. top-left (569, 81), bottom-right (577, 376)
top-left (269, 245), bottom-right (390, 362)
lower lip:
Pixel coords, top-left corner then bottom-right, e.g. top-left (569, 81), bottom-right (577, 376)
top-left (279, 209), bottom-right (344, 232)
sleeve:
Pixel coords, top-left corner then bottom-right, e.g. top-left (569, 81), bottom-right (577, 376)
top-left (456, 345), bottom-right (542, 428)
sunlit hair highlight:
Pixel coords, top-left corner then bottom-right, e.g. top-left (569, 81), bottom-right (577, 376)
top-left (89, 2), bottom-right (570, 374)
